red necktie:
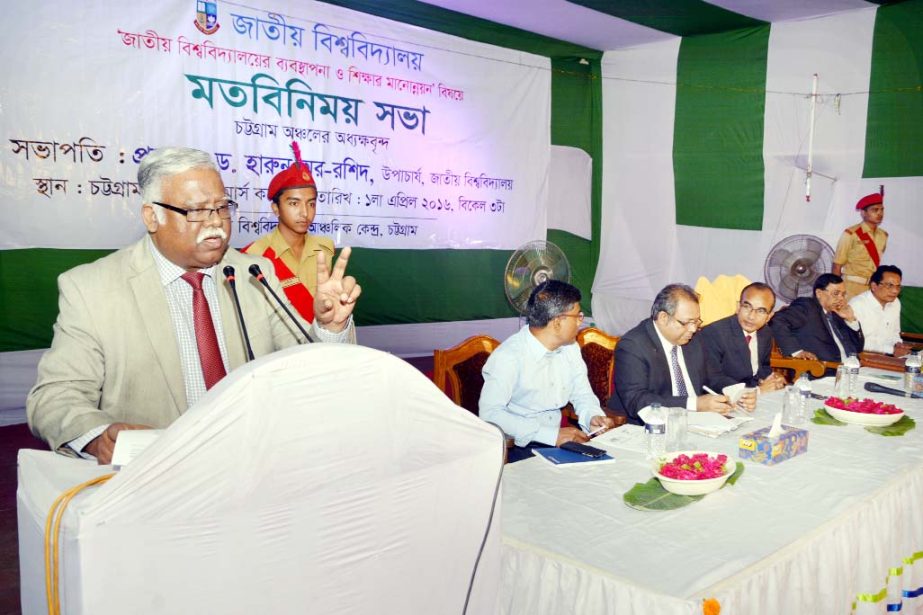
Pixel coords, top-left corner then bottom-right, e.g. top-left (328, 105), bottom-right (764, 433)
top-left (745, 334), bottom-right (752, 346)
top-left (181, 272), bottom-right (227, 389)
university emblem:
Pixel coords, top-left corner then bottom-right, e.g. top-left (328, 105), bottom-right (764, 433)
top-left (195, 0), bottom-right (220, 35)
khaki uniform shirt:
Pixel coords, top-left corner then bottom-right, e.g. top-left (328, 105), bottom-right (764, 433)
top-left (244, 227), bottom-right (335, 296)
top-left (833, 222), bottom-right (887, 298)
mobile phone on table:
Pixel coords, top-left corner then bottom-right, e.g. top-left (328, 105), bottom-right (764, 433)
top-left (560, 441), bottom-right (607, 458)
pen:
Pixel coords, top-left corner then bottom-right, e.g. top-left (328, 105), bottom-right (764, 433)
top-left (703, 385), bottom-right (720, 396)
top-left (585, 425), bottom-right (608, 438)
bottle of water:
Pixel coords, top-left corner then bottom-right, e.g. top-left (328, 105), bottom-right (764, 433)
top-left (844, 353), bottom-right (861, 398)
top-left (796, 373), bottom-right (812, 423)
top-left (905, 352), bottom-right (922, 397)
top-left (645, 403), bottom-right (667, 459)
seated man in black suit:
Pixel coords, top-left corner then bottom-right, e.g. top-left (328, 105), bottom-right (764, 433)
top-left (770, 273), bottom-right (864, 365)
top-left (699, 283), bottom-right (786, 403)
top-left (607, 284), bottom-right (734, 425)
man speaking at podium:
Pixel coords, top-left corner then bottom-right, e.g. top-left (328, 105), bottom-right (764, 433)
top-left (26, 147), bottom-right (361, 464)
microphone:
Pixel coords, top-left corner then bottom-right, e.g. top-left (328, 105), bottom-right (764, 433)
top-left (864, 381), bottom-right (922, 399)
top-left (223, 266), bottom-right (255, 361)
top-left (248, 264), bottom-right (313, 343)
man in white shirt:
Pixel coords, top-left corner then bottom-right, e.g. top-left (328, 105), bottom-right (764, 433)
top-left (849, 265), bottom-right (910, 356)
top-left (479, 280), bottom-right (617, 462)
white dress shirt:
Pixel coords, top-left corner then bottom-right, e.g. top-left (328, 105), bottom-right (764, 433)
top-left (652, 324), bottom-right (696, 411)
top-left (850, 291), bottom-right (901, 354)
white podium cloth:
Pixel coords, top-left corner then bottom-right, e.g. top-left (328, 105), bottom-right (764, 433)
top-left (18, 344), bottom-right (504, 615)
top-left (500, 372), bottom-right (923, 615)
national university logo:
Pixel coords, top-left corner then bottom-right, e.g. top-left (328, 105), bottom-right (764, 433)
top-left (195, 0), bottom-right (220, 35)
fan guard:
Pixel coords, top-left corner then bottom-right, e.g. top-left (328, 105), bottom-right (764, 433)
top-left (503, 240), bottom-right (572, 315)
top-left (763, 234), bottom-right (834, 304)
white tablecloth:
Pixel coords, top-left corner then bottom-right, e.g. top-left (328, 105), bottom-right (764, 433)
top-left (499, 372), bottom-right (923, 615)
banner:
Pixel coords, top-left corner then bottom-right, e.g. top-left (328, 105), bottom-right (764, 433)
top-left (0, 0), bottom-right (550, 250)
top-left (595, 4), bottom-right (923, 334)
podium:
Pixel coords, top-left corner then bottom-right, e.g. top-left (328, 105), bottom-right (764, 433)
top-left (18, 344), bottom-right (504, 614)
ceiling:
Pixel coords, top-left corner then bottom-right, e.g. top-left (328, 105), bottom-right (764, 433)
top-left (417, 0), bottom-right (889, 51)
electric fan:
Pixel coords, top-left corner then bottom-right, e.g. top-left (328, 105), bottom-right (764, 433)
top-left (764, 234), bottom-right (834, 303)
top-left (503, 240), bottom-right (572, 315)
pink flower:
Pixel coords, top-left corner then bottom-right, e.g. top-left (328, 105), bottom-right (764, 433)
top-left (659, 453), bottom-right (729, 480)
top-left (824, 396), bottom-right (901, 415)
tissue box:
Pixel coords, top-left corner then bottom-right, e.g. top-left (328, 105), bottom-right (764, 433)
top-left (738, 426), bottom-right (808, 465)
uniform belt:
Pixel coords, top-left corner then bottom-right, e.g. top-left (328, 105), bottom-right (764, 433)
top-left (844, 275), bottom-right (869, 285)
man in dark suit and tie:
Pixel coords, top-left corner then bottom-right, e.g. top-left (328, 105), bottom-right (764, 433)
top-left (770, 273), bottom-right (864, 366)
top-left (699, 283), bottom-right (786, 398)
top-left (607, 284), bottom-right (734, 425)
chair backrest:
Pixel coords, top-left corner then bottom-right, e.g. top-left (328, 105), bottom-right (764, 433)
top-left (694, 274), bottom-right (752, 326)
top-left (577, 327), bottom-right (620, 406)
top-left (433, 335), bottom-right (501, 414)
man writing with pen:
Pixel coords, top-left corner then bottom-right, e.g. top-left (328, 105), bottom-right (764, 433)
top-left (479, 281), bottom-right (618, 463)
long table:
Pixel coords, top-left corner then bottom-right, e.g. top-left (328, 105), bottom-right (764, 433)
top-left (499, 372), bottom-right (923, 615)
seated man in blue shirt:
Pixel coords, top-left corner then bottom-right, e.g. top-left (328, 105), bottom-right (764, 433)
top-left (479, 280), bottom-right (617, 463)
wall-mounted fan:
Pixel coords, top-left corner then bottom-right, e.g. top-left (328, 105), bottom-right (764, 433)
top-left (764, 234), bottom-right (834, 303)
top-left (504, 240), bottom-right (572, 315)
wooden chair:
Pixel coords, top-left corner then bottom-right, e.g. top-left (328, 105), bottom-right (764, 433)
top-left (433, 335), bottom-right (500, 415)
top-left (769, 342), bottom-right (838, 382)
top-left (900, 332), bottom-right (923, 353)
top-left (859, 351), bottom-right (907, 373)
top-left (577, 326), bottom-right (620, 406)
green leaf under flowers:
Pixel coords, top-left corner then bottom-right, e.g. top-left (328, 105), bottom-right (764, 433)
top-left (864, 415), bottom-right (916, 436)
top-left (726, 461), bottom-right (745, 486)
top-left (812, 409), bottom-right (916, 436)
top-left (812, 408), bottom-right (846, 426)
top-left (623, 462), bottom-right (744, 511)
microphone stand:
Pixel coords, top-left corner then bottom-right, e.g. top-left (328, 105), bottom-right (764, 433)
top-left (248, 264), bottom-right (313, 344)
top-left (223, 266), bottom-right (255, 361)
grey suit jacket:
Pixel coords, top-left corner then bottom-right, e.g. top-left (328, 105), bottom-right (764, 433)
top-left (26, 238), bottom-right (350, 453)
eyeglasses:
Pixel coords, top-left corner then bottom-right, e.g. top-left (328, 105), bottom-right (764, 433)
top-left (739, 301), bottom-right (770, 317)
top-left (875, 282), bottom-right (902, 290)
top-left (671, 316), bottom-right (703, 329)
top-left (558, 311), bottom-right (585, 322)
top-left (152, 200), bottom-right (238, 222)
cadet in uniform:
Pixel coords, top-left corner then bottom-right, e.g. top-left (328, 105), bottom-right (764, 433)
top-left (243, 142), bottom-right (335, 322)
top-left (832, 192), bottom-right (887, 299)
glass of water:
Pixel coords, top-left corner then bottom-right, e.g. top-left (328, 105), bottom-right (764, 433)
top-left (782, 385), bottom-right (803, 425)
top-left (834, 365), bottom-right (849, 398)
top-left (666, 407), bottom-right (688, 451)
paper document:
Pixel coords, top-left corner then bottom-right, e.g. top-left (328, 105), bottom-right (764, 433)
top-left (721, 383), bottom-right (748, 405)
top-left (687, 413), bottom-right (753, 438)
top-left (110, 429), bottom-right (163, 469)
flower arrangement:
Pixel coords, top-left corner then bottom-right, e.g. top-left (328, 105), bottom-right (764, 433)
top-left (658, 453), bottom-right (729, 480)
top-left (824, 396), bottom-right (901, 415)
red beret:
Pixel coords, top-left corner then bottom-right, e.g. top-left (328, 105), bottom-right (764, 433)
top-left (267, 161), bottom-right (315, 202)
top-left (855, 193), bottom-right (883, 210)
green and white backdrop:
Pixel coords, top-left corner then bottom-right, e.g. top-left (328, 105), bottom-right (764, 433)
top-left (1, 0), bottom-right (920, 423)
top-left (594, 1), bottom-right (923, 333)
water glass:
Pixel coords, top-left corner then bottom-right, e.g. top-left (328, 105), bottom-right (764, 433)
top-left (782, 385), bottom-right (803, 425)
top-left (834, 365), bottom-right (849, 398)
top-left (666, 407), bottom-right (688, 452)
